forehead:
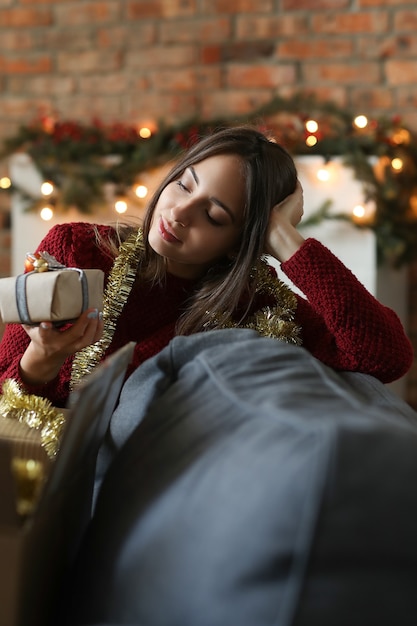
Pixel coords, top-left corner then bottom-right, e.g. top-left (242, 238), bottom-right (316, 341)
top-left (191, 154), bottom-right (246, 217)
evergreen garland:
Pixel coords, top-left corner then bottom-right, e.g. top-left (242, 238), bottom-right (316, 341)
top-left (1, 93), bottom-right (416, 267)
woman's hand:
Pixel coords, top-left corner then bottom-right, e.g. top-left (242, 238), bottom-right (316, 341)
top-left (19, 307), bottom-right (104, 385)
top-left (265, 180), bottom-right (305, 263)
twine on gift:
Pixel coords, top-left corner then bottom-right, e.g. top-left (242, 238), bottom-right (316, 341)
top-left (16, 252), bottom-right (89, 325)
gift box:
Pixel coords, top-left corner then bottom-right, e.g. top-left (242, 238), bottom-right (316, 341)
top-left (0, 341), bottom-right (135, 626)
top-left (0, 268), bottom-right (104, 325)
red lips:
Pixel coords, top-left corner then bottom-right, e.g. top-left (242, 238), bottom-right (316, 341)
top-left (159, 218), bottom-right (181, 243)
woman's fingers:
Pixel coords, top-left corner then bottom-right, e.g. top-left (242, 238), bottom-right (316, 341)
top-left (23, 308), bottom-right (104, 357)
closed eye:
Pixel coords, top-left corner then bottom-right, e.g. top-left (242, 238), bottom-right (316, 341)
top-left (177, 176), bottom-right (225, 226)
top-left (176, 180), bottom-right (189, 192)
top-left (206, 212), bottom-right (222, 226)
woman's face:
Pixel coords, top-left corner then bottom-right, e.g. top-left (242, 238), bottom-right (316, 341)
top-left (148, 154), bottom-right (246, 279)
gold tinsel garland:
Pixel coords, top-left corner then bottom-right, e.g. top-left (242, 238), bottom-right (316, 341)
top-left (203, 258), bottom-right (301, 345)
top-left (0, 378), bottom-right (65, 458)
top-left (70, 228), bottom-right (145, 389)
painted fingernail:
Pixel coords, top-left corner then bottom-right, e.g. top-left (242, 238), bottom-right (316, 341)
top-left (40, 322), bottom-right (50, 329)
top-left (87, 309), bottom-right (98, 319)
top-left (98, 311), bottom-right (103, 321)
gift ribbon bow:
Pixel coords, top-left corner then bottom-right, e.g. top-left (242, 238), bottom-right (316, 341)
top-left (15, 251), bottom-right (89, 325)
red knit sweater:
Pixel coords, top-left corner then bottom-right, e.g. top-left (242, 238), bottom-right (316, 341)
top-left (0, 222), bottom-right (413, 407)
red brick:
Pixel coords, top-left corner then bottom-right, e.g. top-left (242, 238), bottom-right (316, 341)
top-left (202, 42), bottom-right (275, 65)
top-left (160, 17), bottom-right (231, 43)
top-left (357, 34), bottom-right (417, 60)
top-left (19, 0), bottom-right (66, 4)
top-left (201, 0), bottom-right (273, 13)
top-left (304, 62), bottom-right (380, 84)
top-left (302, 87), bottom-right (348, 109)
top-left (150, 67), bottom-right (222, 92)
top-left (57, 50), bottom-right (122, 74)
top-left (200, 90), bottom-right (277, 119)
top-left (0, 55), bottom-right (51, 74)
top-left (97, 24), bottom-right (157, 48)
top-left (227, 64), bottom-right (296, 89)
top-left (126, 45), bottom-right (198, 68)
top-left (55, 97), bottom-right (125, 123)
top-left (386, 60), bottom-right (417, 85)
top-left (54, 2), bottom-right (122, 26)
top-left (8, 75), bottom-right (75, 96)
top-left (0, 7), bottom-right (52, 26)
top-left (283, 0), bottom-right (349, 7)
top-left (78, 73), bottom-right (129, 95)
top-left (349, 87), bottom-right (394, 111)
top-left (360, 0), bottom-right (417, 6)
top-left (397, 87), bottom-right (417, 108)
top-left (201, 46), bottom-right (221, 64)
top-left (236, 15), bottom-right (309, 39)
top-left (394, 10), bottom-right (417, 33)
top-left (127, 92), bottom-right (199, 125)
top-left (0, 30), bottom-right (35, 49)
top-left (278, 39), bottom-right (353, 59)
top-left (399, 111), bottom-right (417, 131)
top-left (0, 99), bottom-right (51, 124)
top-left (40, 28), bottom-right (103, 51)
top-left (312, 11), bottom-right (389, 34)
top-left (127, 0), bottom-right (196, 19)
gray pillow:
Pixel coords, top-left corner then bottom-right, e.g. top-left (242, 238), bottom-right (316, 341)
top-left (66, 330), bottom-right (417, 626)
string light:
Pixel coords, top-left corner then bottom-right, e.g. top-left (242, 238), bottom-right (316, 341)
top-left (4, 103), bottom-right (415, 265)
top-left (353, 115), bottom-right (368, 129)
top-left (316, 167), bottom-right (330, 182)
top-left (351, 202), bottom-right (375, 223)
top-left (0, 176), bottom-right (11, 189)
top-left (41, 181), bottom-right (54, 196)
top-left (40, 206), bottom-right (53, 221)
top-left (392, 128), bottom-right (410, 145)
top-left (305, 119), bottom-right (319, 147)
top-left (391, 157), bottom-right (403, 171)
top-left (305, 119), bottom-right (318, 133)
top-left (306, 135), bottom-right (318, 147)
top-left (352, 204), bottom-right (366, 219)
top-left (114, 199), bottom-right (128, 214)
top-left (134, 184), bottom-right (148, 199)
top-left (138, 127), bottom-right (152, 139)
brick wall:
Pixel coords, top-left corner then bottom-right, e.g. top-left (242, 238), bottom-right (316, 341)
top-left (0, 0), bottom-right (416, 405)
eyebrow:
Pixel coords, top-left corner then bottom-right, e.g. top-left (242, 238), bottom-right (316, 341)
top-left (189, 166), bottom-right (235, 222)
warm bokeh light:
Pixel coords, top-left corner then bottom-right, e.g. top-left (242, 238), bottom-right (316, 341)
top-left (392, 128), bottom-right (411, 145)
top-left (40, 206), bottom-right (53, 221)
top-left (352, 204), bottom-right (366, 219)
top-left (115, 199), bottom-right (128, 213)
top-left (306, 135), bottom-right (318, 147)
top-left (134, 184), bottom-right (148, 198)
top-left (0, 176), bottom-right (11, 189)
top-left (42, 116), bottom-right (55, 133)
top-left (139, 127), bottom-right (152, 139)
top-left (41, 181), bottom-right (54, 196)
top-left (353, 115), bottom-right (368, 129)
top-left (391, 157), bottom-right (403, 171)
top-left (305, 119), bottom-right (318, 133)
top-left (410, 194), bottom-right (417, 216)
top-left (316, 167), bottom-right (330, 182)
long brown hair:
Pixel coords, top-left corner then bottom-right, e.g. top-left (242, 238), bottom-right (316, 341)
top-left (108, 125), bottom-right (297, 334)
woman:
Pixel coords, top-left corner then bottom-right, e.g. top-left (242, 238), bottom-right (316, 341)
top-left (0, 126), bottom-right (412, 407)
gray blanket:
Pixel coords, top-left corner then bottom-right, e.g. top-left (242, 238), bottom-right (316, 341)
top-left (67, 329), bottom-right (417, 626)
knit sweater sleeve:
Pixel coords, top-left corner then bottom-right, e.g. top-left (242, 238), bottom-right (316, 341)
top-left (280, 238), bottom-right (414, 383)
top-left (0, 222), bottom-right (116, 407)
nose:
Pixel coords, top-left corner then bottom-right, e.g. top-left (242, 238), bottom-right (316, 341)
top-left (170, 199), bottom-right (195, 226)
